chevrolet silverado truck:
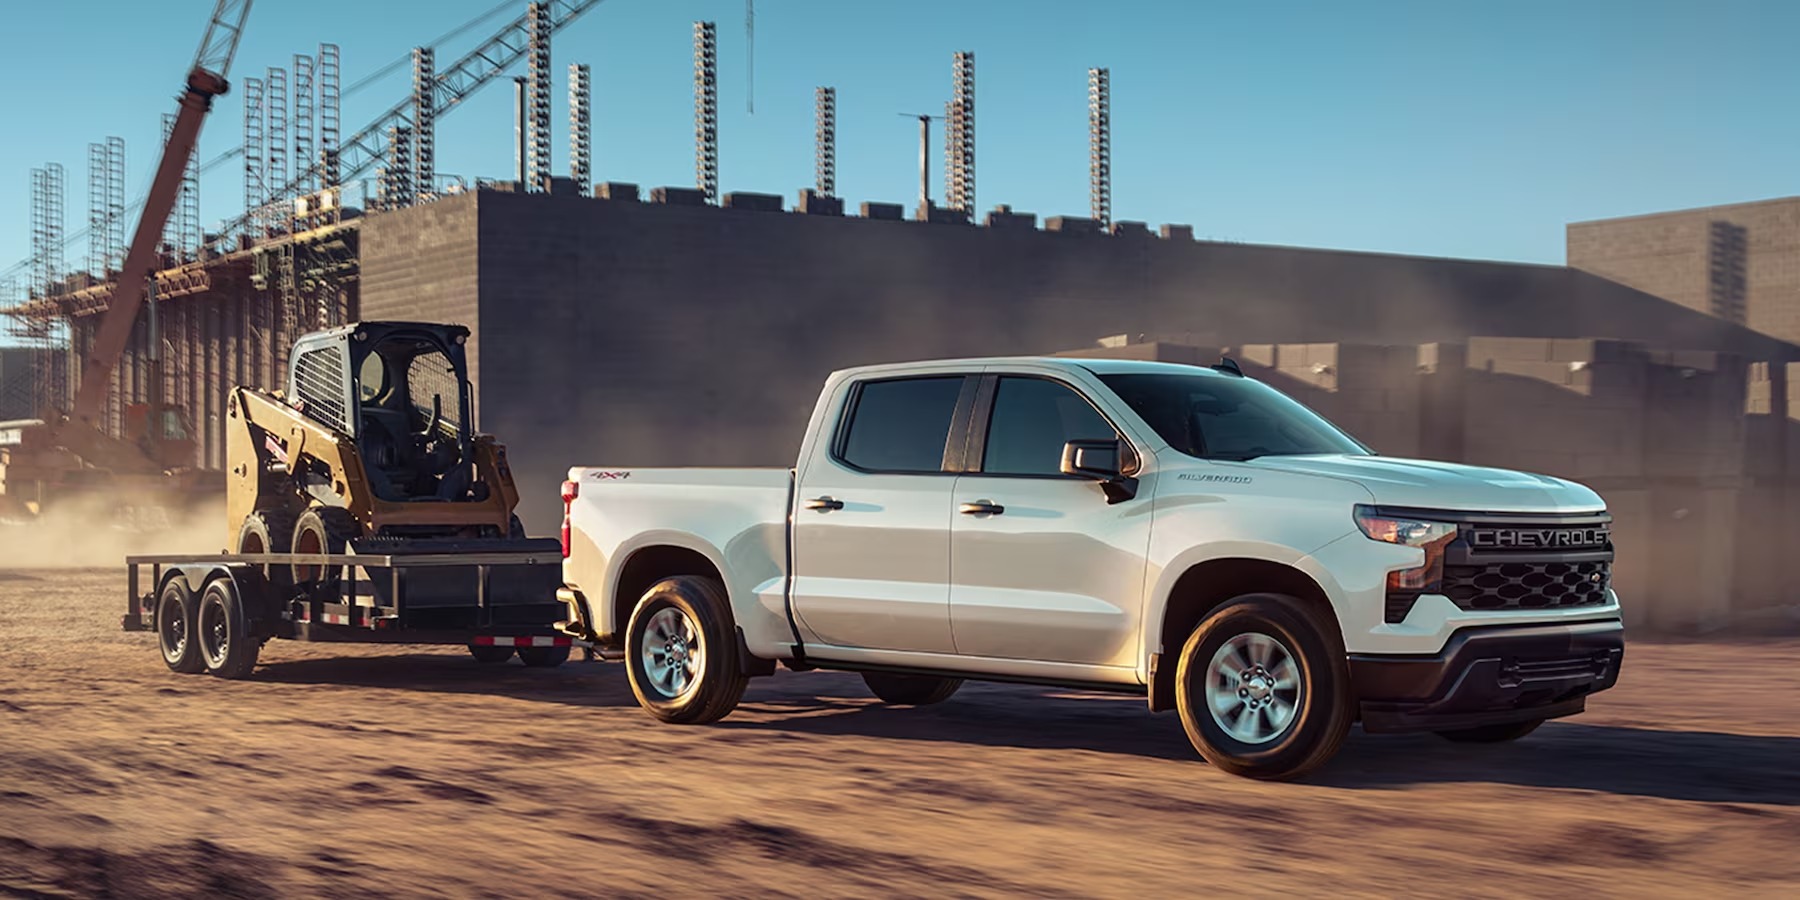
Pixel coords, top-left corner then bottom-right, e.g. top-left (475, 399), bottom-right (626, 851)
top-left (557, 357), bottom-right (1624, 779)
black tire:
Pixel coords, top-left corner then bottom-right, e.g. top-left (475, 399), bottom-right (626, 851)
top-left (508, 515), bottom-right (528, 539)
top-left (861, 672), bottom-right (963, 706)
top-left (237, 509), bottom-right (298, 590)
top-left (155, 578), bottom-right (205, 674)
top-left (196, 578), bottom-right (261, 680)
top-left (291, 506), bottom-right (360, 585)
top-left (519, 645), bottom-right (571, 668)
top-left (1174, 592), bottom-right (1353, 781)
top-left (624, 576), bottom-right (748, 724)
top-left (468, 643), bottom-right (516, 664)
top-left (1435, 719), bottom-right (1544, 743)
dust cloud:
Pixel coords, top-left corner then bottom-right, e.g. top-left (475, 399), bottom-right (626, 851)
top-left (0, 497), bottom-right (224, 569)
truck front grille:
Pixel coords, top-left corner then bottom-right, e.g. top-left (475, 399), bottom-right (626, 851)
top-left (1441, 561), bottom-right (1611, 612)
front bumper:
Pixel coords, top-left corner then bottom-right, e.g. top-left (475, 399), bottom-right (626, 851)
top-left (1350, 620), bottom-right (1623, 734)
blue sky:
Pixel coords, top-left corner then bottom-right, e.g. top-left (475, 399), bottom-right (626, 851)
top-left (2, 0), bottom-right (1798, 286)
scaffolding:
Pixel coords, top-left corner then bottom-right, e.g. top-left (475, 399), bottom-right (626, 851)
top-left (294, 53), bottom-right (315, 196)
top-left (381, 125), bottom-right (414, 209)
top-left (29, 164), bottom-right (64, 298)
top-left (413, 47), bottom-right (436, 200)
top-left (1088, 67), bottom-right (1111, 229)
top-left (945, 51), bottom-right (975, 219)
top-left (694, 21), bottom-right (718, 202)
top-left (242, 75), bottom-right (265, 239)
top-left (267, 65), bottom-right (289, 227)
top-left (318, 43), bottom-right (341, 188)
top-left (162, 114), bottom-right (202, 261)
top-left (815, 87), bottom-right (836, 196)
top-left (569, 62), bottom-right (591, 188)
top-left (88, 143), bottom-right (110, 275)
top-left (526, 2), bottom-right (552, 193)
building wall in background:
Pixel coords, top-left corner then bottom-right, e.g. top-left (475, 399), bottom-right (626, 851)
top-left (1569, 197), bottom-right (1800, 346)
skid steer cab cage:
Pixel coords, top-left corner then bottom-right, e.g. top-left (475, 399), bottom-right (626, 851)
top-left (122, 550), bottom-right (571, 646)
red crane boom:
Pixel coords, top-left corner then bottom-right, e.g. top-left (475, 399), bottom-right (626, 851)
top-left (70, 0), bottom-right (252, 423)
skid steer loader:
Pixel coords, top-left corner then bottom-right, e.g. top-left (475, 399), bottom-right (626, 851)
top-left (223, 321), bottom-right (566, 662)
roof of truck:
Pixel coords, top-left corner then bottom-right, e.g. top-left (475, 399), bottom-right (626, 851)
top-left (829, 356), bottom-right (1230, 380)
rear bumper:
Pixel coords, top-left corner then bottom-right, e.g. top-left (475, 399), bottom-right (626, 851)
top-left (1349, 619), bottom-right (1623, 734)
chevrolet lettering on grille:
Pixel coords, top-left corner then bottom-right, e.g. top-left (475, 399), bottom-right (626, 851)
top-left (1468, 527), bottom-right (1610, 550)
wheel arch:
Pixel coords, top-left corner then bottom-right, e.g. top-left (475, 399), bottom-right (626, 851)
top-left (1147, 555), bottom-right (1340, 712)
top-left (607, 537), bottom-right (729, 643)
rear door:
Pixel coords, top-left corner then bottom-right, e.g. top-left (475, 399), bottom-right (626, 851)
top-left (948, 373), bottom-right (1153, 667)
top-left (789, 373), bottom-right (975, 653)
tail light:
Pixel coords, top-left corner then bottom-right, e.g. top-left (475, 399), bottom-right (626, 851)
top-left (560, 479), bottom-right (579, 558)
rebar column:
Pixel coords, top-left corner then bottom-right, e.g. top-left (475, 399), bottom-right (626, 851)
top-left (413, 47), bottom-right (436, 200)
top-left (526, 2), bottom-right (552, 193)
top-left (945, 51), bottom-right (975, 219)
top-left (815, 86), bottom-right (836, 196)
top-left (266, 65), bottom-right (289, 230)
top-left (569, 63), bottom-right (591, 188)
top-left (694, 21), bottom-right (718, 202)
top-left (1088, 67), bottom-right (1111, 228)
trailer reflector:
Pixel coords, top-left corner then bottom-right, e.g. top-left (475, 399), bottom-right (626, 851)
top-left (472, 635), bottom-right (572, 648)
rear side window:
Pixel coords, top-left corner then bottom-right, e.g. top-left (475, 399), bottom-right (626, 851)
top-left (982, 377), bottom-right (1118, 476)
top-left (839, 377), bottom-right (965, 473)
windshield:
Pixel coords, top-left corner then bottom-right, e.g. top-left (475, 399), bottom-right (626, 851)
top-left (1098, 372), bottom-right (1369, 460)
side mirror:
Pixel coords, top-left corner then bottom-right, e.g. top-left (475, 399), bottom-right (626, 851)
top-left (1061, 439), bottom-right (1139, 503)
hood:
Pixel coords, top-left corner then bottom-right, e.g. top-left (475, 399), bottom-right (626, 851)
top-left (1234, 454), bottom-right (1606, 514)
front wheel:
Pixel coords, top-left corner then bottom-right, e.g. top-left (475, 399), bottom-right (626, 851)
top-left (1174, 593), bottom-right (1353, 781)
top-left (1435, 719), bottom-right (1544, 743)
top-left (624, 576), bottom-right (748, 724)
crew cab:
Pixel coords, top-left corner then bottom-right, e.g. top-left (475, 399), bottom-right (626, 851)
top-left (557, 357), bottom-right (1624, 779)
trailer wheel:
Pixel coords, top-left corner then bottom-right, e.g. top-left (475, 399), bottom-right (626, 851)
top-left (237, 510), bottom-right (298, 590)
top-left (1174, 593), bottom-right (1353, 781)
top-left (155, 579), bottom-right (205, 674)
top-left (292, 507), bottom-right (360, 585)
top-left (519, 645), bottom-right (571, 668)
top-left (468, 644), bottom-right (516, 664)
top-left (625, 576), bottom-right (748, 724)
top-left (197, 578), bottom-right (260, 680)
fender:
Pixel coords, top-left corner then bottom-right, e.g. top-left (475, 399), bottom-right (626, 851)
top-left (600, 529), bottom-right (733, 637)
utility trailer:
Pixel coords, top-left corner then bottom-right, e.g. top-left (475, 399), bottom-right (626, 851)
top-left (122, 546), bottom-right (575, 678)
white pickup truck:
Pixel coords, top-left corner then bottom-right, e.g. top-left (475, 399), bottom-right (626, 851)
top-left (557, 357), bottom-right (1624, 779)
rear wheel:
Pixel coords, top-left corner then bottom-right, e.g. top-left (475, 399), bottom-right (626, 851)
top-left (625, 576), bottom-right (748, 724)
top-left (1174, 593), bottom-right (1353, 781)
top-left (1435, 719), bottom-right (1544, 743)
top-left (519, 645), bottom-right (571, 668)
top-left (237, 510), bottom-right (298, 590)
top-left (291, 507), bottom-right (360, 585)
top-left (197, 578), bottom-right (260, 680)
top-left (155, 579), bottom-right (205, 674)
top-left (467, 644), bottom-right (515, 664)
top-left (862, 672), bottom-right (963, 706)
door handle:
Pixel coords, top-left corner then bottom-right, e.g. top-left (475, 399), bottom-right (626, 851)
top-left (958, 500), bottom-right (1005, 516)
top-left (803, 496), bottom-right (845, 511)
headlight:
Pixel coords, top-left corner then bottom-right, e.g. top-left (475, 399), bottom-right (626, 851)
top-left (1355, 505), bottom-right (1459, 622)
top-left (1354, 505), bottom-right (1456, 547)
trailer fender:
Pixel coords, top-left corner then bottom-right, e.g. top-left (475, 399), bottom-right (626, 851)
top-left (158, 564), bottom-right (284, 641)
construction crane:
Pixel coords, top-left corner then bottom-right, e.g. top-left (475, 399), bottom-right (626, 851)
top-left (0, 0), bottom-right (251, 523)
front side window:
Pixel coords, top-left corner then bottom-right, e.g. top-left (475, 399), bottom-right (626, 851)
top-left (982, 377), bottom-right (1118, 476)
top-left (839, 376), bottom-right (966, 473)
top-left (1099, 372), bottom-right (1368, 460)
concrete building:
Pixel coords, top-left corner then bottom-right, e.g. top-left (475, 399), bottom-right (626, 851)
top-left (358, 190), bottom-right (1800, 535)
top-left (1569, 197), bottom-right (1800, 346)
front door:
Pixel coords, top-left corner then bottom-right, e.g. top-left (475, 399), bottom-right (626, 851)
top-left (949, 375), bottom-right (1152, 667)
top-left (789, 374), bottom-right (971, 653)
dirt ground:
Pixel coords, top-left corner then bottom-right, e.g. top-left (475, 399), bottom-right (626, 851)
top-left (1, 567), bottom-right (1796, 898)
